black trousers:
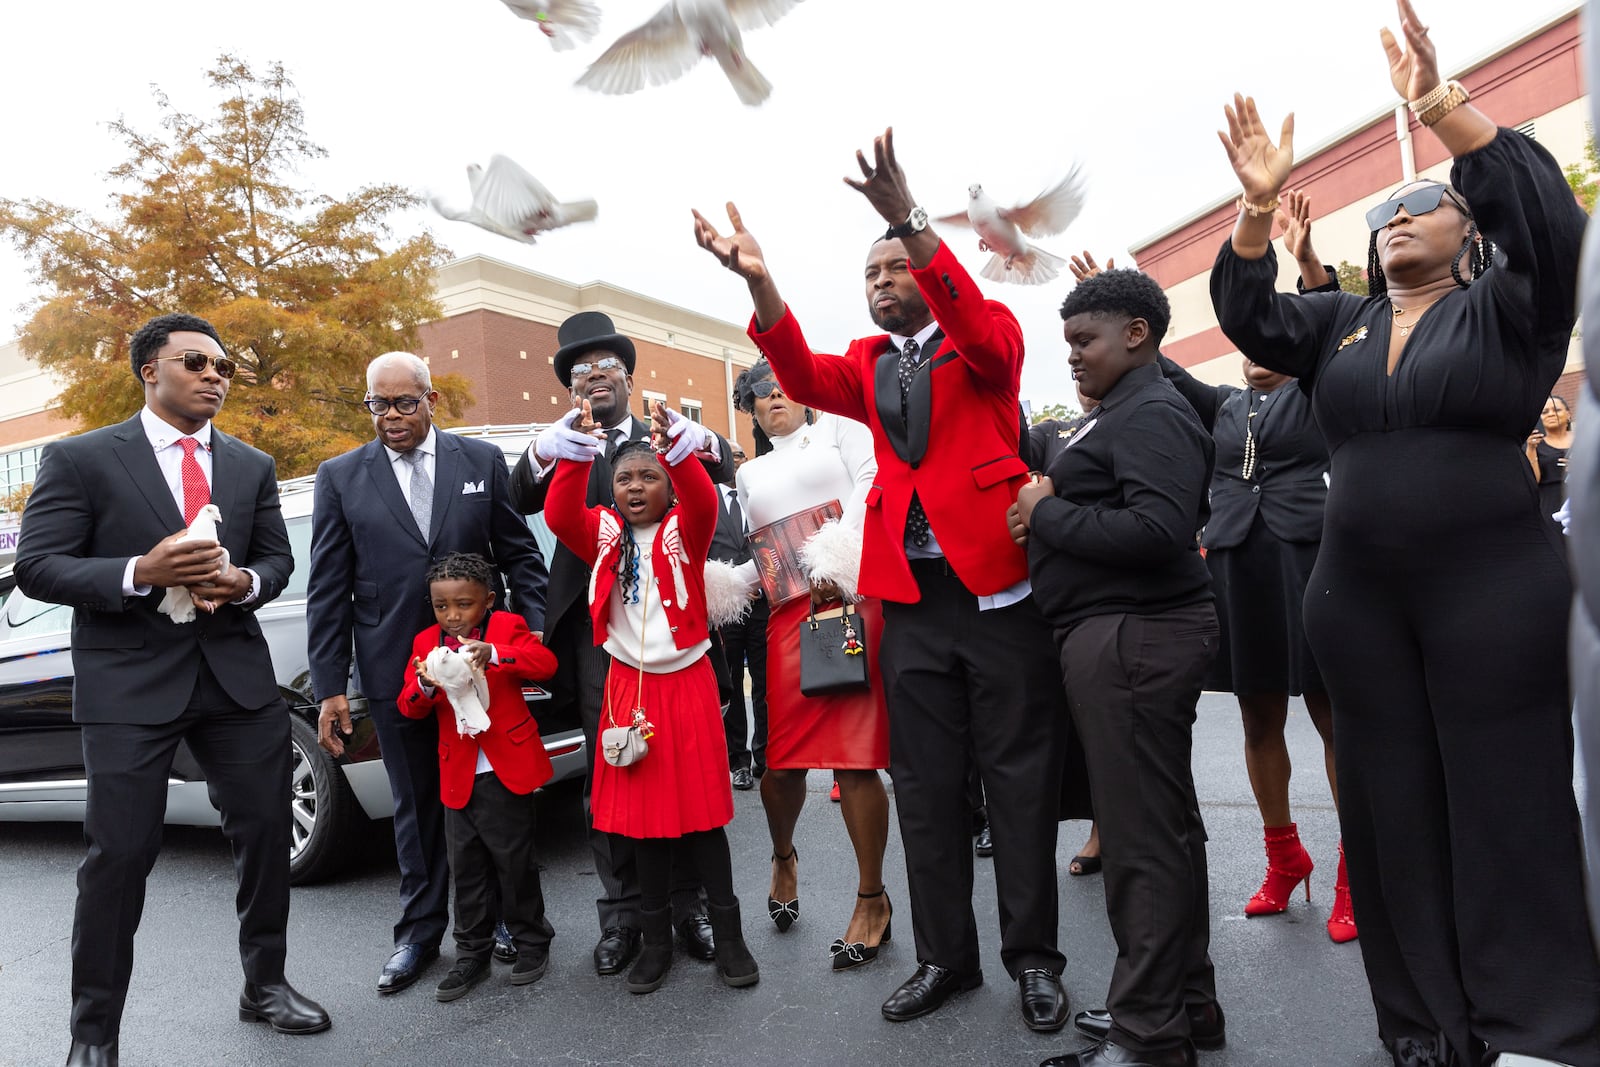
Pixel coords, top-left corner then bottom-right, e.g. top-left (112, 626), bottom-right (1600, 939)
top-left (552, 610), bottom-right (705, 931)
top-left (720, 596), bottom-right (770, 773)
top-left (880, 559), bottom-right (1066, 979)
top-left (72, 664), bottom-right (291, 1046)
top-left (1058, 604), bottom-right (1219, 1054)
top-left (369, 697), bottom-right (450, 949)
top-left (444, 773), bottom-right (554, 962)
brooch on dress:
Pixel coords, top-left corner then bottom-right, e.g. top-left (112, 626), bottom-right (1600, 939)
top-left (1336, 325), bottom-right (1369, 351)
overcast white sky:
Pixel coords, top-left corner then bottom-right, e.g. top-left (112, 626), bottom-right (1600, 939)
top-left (0, 0), bottom-right (1580, 409)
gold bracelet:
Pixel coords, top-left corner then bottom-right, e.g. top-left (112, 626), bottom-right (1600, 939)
top-left (1237, 195), bottom-right (1280, 218)
top-left (1414, 80), bottom-right (1470, 126)
top-left (1409, 80), bottom-right (1453, 114)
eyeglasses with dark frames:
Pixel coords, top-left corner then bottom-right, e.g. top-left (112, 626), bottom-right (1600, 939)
top-left (363, 394), bottom-right (426, 416)
top-left (569, 355), bottom-right (626, 379)
top-left (1364, 184), bottom-right (1472, 232)
top-left (153, 350), bottom-right (238, 379)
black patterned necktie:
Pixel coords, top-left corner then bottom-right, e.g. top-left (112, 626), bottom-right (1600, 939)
top-left (897, 338), bottom-right (932, 547)
top-left (725, 488), bottom-right (744, 534)
top-left (605, 427), bottom-right (623, 462)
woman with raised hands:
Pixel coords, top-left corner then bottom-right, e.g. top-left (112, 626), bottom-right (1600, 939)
top-left (1210, 2), bottom-right (1599, 1064)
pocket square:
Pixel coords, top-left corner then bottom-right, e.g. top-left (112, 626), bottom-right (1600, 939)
top-left (462, 480), bottom-right (485, 494)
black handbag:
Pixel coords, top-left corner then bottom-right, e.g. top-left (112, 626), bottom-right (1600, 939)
top-left (798, 602), bottom-right (870, 697)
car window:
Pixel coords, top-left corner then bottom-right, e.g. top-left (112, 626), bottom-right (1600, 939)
top-left (280, 514), bottom-right (312, 601)
top-left (1, 587), bottom-right (71, 641)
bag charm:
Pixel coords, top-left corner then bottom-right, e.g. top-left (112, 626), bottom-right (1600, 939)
top-left (841, 618), bottom-right (863, 656)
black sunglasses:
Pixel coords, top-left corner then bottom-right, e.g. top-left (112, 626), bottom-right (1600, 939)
top-left (750, 379), bottom-right (784, 399)
top-left (1364, 184), bottom-right (1470, 232)
top-left (363, 394), bottom-right (426, 415)
top-left (153, 350), bottom-right (237, 379)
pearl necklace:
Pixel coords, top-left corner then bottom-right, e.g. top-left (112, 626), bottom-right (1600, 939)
top-left (1392, 297), bottom-right (1442, 338)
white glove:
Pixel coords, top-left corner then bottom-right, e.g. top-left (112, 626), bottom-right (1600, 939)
top-left (1555, 498), bottom-right (1572, 536)
top-left (534, 407), bottom-right (604, 463)
top-left (660, 406), bottom-right (714, 466)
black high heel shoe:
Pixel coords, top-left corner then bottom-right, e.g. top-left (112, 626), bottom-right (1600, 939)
top-left (829, 889), bottom-right (893, 971)
top-left (767, 847), bottom-right (799, 932)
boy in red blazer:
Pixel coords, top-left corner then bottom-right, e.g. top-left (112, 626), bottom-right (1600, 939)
top-left (692, 129), bottom-right (1070, 1035)
top-left (399, 552), bottom-right (559, 1001)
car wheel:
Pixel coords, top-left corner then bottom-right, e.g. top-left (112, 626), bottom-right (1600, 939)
top-left (288, 712), bottom-right (359, 885)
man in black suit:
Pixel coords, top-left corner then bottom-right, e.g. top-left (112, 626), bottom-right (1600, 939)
top-left (509, 311), bottom-right (735, 976)
top-left (308, 351), bottom-right (548, 995)
top-left (709, 444), bottom-right (768, 789)
top-left (15, 313), bottom-right (329, 1067)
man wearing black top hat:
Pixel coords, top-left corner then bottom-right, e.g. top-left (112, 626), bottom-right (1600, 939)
top-left (510, 311), bottom-right (738, 976)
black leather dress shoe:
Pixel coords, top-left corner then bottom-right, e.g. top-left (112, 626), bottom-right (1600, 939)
top-left (593, 926), bottom-right (642, 976)
top-left (493, 920), bottom-right (518, 963)
top-left (238, 982), bottom-right (332, 1035)
top-left (881, 962), bottom-right (983, 1022)
top-left (677, 913), bottom-right (716, 961)
top-left (1019, 968), bottom-right (1070, 1032)
top-left (377, 943), bottom-right (439, 995)
top-left (731, 767), bottom-right (755, 790)
top-left (65, 1040), bottom-right (117, 1067)
top-left (974, 824), bottom-right (994, 857)
top-left (1040, 1038), bottom-right (1197, 1067)
top-left (1073, 1001), bottom-right (1225, 1051)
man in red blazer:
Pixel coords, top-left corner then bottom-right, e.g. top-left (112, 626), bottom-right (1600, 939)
top-left (399, 553), bottom-right (560, 998)
top-left (692, 129), bottom-right (1070, 1034)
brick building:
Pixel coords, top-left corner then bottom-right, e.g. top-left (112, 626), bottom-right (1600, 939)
top-left (1133, 5), bottom-right (1588, 408)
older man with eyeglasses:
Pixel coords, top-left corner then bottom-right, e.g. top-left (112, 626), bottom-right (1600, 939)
top-left (306, 351), bottom-right (549, 996)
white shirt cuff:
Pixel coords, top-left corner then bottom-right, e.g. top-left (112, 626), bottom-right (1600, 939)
top-left (123, 557), bottom-right (151, 598)
top-left (230, 568), bottom-right (261, 605)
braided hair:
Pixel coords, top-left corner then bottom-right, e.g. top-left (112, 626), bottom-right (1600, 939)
top-left (1364, 184), bottom-right (1495, 297)
top-left (732, 358), bottom-right (813, 457)
top-left (611, 439), bottom-right (669, 604)
top-left (426, 552), bottom-right (496, 590)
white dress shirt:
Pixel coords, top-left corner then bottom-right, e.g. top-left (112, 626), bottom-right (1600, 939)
top-left (122, 406), bottom-right (258, 602)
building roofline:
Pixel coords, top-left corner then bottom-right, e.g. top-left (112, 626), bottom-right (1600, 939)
top-left (1131, 1), bottom-right (1582, 254)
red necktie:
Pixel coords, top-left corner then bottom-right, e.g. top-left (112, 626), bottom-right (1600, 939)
top-left (179, 437), bottom-right (210, 524)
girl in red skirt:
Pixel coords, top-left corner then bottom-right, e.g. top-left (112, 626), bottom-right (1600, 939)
top-left (544, 405), bottom-right (759, 995)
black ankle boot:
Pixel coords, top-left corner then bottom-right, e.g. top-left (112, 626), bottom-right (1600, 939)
top-left (708, 900), bottom-right (760, 988)
top-left (625, 907), bottom-right (674, 994)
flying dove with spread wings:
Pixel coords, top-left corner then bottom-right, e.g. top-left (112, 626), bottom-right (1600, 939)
top-left (431, 155), bottom-right (598, 244)
top-left (497, 0), bottom-right (602, 50)
top-left (577, 0), bottom-right (804, 107)
top-left (937, 167), bottom-right (1088, 286)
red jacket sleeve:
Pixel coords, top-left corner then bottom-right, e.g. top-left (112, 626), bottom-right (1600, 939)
top-left (397, 631), bottom-right (441, 719)
top-left (910, 242), bottom-right (1024, 397)
top-left (749, 308), bottom-right (871, 425)
top-left (487, 614), bottom-right (559, 682)
top-left (544, 458), bottom-right (603, 566)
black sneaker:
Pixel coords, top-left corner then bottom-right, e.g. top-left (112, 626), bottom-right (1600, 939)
top-left (510, 950), bottom-right (549, 986)
top-left (492, 920), bottom-right (518, 963)
top-left (435, 957), bottom-right (490, 1002)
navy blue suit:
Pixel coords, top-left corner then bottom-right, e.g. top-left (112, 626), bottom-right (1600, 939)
top-left (307, 429), bottom-right (548, 948)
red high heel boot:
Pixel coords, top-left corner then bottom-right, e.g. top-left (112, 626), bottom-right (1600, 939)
top-left (1326, 841), bottom-right (1358, 943)
top-left (1244, 822), bottom-right (1313, 916)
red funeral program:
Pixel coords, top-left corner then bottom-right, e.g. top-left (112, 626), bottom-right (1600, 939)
top-left (746, 500), bottom-right (843, 607)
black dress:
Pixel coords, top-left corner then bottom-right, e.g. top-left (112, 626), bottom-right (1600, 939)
top-left (1536, 437), bottom-right (1570, 534)
top-left (1160, 358), bottom-right (1328, 697)
top-left (1211, 129), bottom-right (1600, 1066)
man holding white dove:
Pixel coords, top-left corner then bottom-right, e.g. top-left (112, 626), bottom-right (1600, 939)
top-left (15, 313), bottom-right (323, 1067)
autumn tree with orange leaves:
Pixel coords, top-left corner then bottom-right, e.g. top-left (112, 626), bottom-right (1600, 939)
top-left (0, 55), bottom-right (465, 478)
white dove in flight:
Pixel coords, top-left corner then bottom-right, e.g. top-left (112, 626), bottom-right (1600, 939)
top-left (157, 504), bottom-right (228, 625)
top-left (431, 155), bottom-right (598, 245)
top-left (577, 0), bottom-right (805, 108)
top-left (498, 0), bottom-right (602, 51)
top-left (423, 646), bottom-right (493, 738)
top-left (937, 167), bottom-right (1088, 286)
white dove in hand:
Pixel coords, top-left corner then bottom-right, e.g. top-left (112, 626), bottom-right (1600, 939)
top-left (424, 646), bottom-right (493, 738)
top-left (577, 0), bottom-right (804, 108)
top-left (937, 167), bottom-right (1088, 286)
top-left (431, 155), bottom-right (598, 245)
top-left (157, 504), bottom-right (228, 625)
top-left (498, 0), bottom-right (602, 51)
